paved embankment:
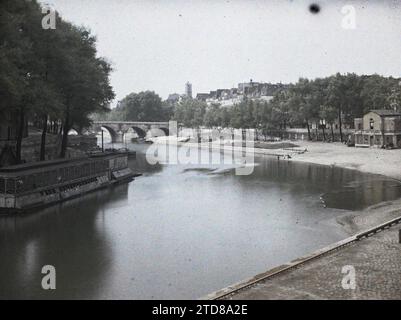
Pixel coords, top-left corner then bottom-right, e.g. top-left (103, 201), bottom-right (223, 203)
top-left (204, 217), bottom-right (401, 300)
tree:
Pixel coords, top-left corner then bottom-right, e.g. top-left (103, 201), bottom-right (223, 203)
top-left (0, 0), bottom-right (37, 162)
top-left (327, 74), bottom-right (347, 142)
top-left (229, 102), bottom-right (246, 129)
top-left (0, 0), bottom-right (114, 162)
top-left (258, 102), bottom-right (274, 141)
top-left (173, 98), bottom-right (207, 128)
top-left (117, 91), bottom-right (164, 122)
top-left (319, 106), bottom-right (337, 141)
top-left (55, 23), bottom-right (114, 158)
top-left (361, 75), bottom-right (397, 113)
top-left (203, 103), bottom-right (221, 128)
top-left (219, 107), bottom-right (231, 128)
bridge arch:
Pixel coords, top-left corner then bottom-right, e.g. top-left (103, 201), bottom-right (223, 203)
top-left (100, 125), bottom-right (118, 142)
top-left (68, 128), bottom-right (79, 135)
top-left (158, 127), bottom-right (169, 136)
top-left (130, 126), bottom-right (147, 139)
top-left (147, 127), bottom-right (169, 137)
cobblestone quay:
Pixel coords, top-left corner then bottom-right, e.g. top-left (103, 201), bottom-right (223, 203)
top-left (220, 222), bottom-right (401, 299)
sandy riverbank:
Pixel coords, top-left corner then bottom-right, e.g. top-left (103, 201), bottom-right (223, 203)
top-left (289, 140), bottom-right (401, 180)
top-left (150, 136), bottom-right (401, 180)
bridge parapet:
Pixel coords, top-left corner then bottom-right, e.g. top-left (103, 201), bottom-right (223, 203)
top-left (90, 121), bottom-right (170, 142)
top-left (93, 121), bottom-right (169, 126)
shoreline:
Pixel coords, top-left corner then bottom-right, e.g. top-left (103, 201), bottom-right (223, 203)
top-left (150, 137), bottom-right (401, 233)
top-left (151, 137), bottom-right (401, 181)
top-left (270, 140), bottom-right (401, 233)
top-left (274, 140), bottom-right (401, 233)
top-left (290, 140), bottom-right (401, 181)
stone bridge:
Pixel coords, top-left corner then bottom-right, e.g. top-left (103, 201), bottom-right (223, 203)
top-left (88, 121), bottom-right (170, 142)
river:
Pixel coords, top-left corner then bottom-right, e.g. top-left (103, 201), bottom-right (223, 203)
top-left (1, 141), bottom-right (401, 299)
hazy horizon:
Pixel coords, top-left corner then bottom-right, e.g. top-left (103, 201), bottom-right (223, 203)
top-left (40, 0), bottom-right (401, 104)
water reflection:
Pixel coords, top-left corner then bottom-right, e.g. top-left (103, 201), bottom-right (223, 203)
top-left (322, 179), bottom-right (401, 210)
top-left (0, 184), bottom-right (129, 299)
top-left (241, 156), bottom-right (401, 211)
top-left (0, 142), bottom-right (400, 299)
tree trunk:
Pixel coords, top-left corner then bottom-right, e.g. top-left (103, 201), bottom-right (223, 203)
top-left (15, 108), bottom-right (25, 164)
top-left (306, 122), bottom-right (311, 140)
top-left (331, 123), bottom-right (335, 141)
top-left (40, 114), bottom-right (48, 161)
top-left (60, 106), bottom-right (70, 158)
top-left (338, 106), bottom-right (343, 142)
top-left (322, 125), bottom-right (326, 141)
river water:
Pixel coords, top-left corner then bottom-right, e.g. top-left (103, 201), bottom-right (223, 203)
top-left (1, 142), bottom-right (401, 299)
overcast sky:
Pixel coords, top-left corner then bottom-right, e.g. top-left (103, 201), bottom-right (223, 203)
top-left (40, 0), bottom-right (401, 104)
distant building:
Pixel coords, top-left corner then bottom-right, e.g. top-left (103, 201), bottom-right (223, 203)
top-left (166, 93), bottom-right (181, 104)
top-left (354, 110), bottom-right (401, 148)
top-left (209, 91), bottom-right (217, 99)
top-left (185, 82), bottom-right (192, 99)
top-left (195, 93), bottom-right (209, 101)
top-left (195, 80), bottom-right (289, 108)
top-left (238, 79), bottom-right (259, 94)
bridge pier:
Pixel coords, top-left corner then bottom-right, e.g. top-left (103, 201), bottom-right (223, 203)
top-left (113, 132), bottom-right (124, 143)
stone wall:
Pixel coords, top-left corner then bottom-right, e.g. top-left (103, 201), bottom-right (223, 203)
top-left (0, 134), bottom-right (98, 167)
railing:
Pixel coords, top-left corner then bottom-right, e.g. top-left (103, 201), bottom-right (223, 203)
top-left (286, 128), bottom-right (353, 133)
top-left (354, 130), bottom-right (382, 134)
top-left (93, 121), bottom-right (169, 125)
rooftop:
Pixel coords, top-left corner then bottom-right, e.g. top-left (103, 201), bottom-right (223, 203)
top-left (370, 109), bottom-right (401, 117)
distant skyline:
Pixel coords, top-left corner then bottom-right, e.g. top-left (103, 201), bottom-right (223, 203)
top-left (41, 0), bottom-right (401, 104)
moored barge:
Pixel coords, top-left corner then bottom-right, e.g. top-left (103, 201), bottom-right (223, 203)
top-left (0, 152), bottom-right (137, 213)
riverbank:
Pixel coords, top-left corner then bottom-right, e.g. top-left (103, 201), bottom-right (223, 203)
top-left (274, 141), bottom-right (401, 233)
top-left (150, 137), bottom-right (401, 232)
top-left (290, 140), bottom-right (401, 181)
top-left (154, 136), bottom-right (401, 180)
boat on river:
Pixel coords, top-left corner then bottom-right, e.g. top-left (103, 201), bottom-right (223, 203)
top-left (0, 152), bottom-right (137, 213)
